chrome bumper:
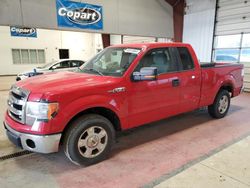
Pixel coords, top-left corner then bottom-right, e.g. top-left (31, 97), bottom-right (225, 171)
top-left (4, 122), bottom-right (61, 154)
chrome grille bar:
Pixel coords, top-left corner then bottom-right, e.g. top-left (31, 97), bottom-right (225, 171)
top-left (8, 105), bottom-right (22, 116)
top-left (7, 85), bottom-right (30, 124)
top-left (8, 95), bottom-right (25, 105)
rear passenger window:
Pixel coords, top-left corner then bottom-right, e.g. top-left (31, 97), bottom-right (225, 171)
top-left (177, 47), bottom-right (194, 70)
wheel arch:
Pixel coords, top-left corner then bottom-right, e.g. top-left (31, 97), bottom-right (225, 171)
top-left (60, 106), bottom-right (122, 144)
top-left (219, 84), bottom-right (233, 96)
top-left (215, 74), bottom-right (236, 100)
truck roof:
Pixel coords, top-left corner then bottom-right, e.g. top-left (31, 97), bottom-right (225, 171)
top-left (110, 42), bottom-right (192, 49)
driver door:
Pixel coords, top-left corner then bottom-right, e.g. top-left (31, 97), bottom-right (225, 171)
top-left (127, 47), bottom-right (181, 128)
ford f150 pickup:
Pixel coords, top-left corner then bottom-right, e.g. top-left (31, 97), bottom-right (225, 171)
top-left (4, 43), bottom-right (244, 165)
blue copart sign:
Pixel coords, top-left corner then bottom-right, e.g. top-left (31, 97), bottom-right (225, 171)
top-left (10, 26), bottom-right (37, 38)
top-left (56, 0), bottom-right (103, 30)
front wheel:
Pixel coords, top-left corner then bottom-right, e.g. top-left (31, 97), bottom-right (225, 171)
top-left (208, 90), bottom-right (231, 119)
top-left (63, 114), bottom-right (115, 166)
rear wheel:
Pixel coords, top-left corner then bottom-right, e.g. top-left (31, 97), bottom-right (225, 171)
top-left (208, 90), bottom-right (230, 119)
top-left (63, 114), bottom-right (115, 166)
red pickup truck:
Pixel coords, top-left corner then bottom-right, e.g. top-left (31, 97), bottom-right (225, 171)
top-left (4, 43), bottom-right (244, 165)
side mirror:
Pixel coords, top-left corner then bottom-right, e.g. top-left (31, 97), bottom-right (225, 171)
top-left (132, 67), bottom-right (157, 81)
top-left (50, 66), bottom-right (56, 71)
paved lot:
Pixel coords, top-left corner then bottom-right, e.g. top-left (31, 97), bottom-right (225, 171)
top-left (155, 136), bottom-right (250, 188)
top-left (0, 75), bottom-right (250, 187)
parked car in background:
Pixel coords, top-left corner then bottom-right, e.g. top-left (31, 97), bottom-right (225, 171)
top-left (16, 59), bottom-right (85, 81)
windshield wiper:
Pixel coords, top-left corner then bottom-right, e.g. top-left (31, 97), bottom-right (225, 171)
top-left (84, 68), bottom-right (104, 76)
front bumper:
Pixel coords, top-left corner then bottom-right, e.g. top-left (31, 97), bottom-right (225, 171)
top-left (4, 121), bottom-right (61, 154)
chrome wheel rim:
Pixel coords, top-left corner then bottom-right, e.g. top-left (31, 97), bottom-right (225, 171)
top-left (218, 95), bottom-right (229, 114)
top-left (77, 126), bottom-right (108, 158)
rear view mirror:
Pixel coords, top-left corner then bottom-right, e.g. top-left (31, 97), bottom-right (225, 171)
top-left (132, 67), bottom-right (157, 81)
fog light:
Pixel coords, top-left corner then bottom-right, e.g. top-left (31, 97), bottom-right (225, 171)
top-left (26, 139), bottom-right (35, 149)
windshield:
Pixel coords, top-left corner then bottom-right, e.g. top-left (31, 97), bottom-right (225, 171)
top-left (38, 61), bottom-right (57, 69)
top-left (78, 47), bottom-right (141, 77)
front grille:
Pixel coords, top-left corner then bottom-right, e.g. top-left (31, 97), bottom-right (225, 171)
top-left (7, 85), bottom-right (30, 124)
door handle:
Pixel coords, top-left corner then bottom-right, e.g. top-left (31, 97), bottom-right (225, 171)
top-left (172, 79), bottom-right (180, 87)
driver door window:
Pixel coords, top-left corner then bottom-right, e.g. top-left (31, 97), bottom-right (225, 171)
top-left (135, 48), bottom-right (178, 74)
top-left (51, 61), bottom-right (70, 70)
top-left (51, 63), bottom-right (60, 70)
top-left (60, 61), bottom-right (70, 69)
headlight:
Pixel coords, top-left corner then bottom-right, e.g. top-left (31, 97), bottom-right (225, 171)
top-left (25, 102), bottom-right (59, 126)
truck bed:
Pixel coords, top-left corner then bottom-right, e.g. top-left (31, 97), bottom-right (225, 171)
top-left (200, 62), bottom-right (240, 68)
top-left (199, 62), bottom-right (243, 107)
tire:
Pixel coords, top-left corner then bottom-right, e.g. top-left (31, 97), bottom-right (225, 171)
top-left (208, 90), bottom-right (231, 119)
top-left (63, 114), bottom-right (115, 166)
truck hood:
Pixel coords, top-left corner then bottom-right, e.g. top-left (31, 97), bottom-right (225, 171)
top-left (16, 71), bottom-right (120, 94)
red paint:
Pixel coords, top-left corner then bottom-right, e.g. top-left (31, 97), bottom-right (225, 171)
top-left (5, 43), bottom-right (243, 135)
top-left (102, 34), bottom-right (110, 48)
